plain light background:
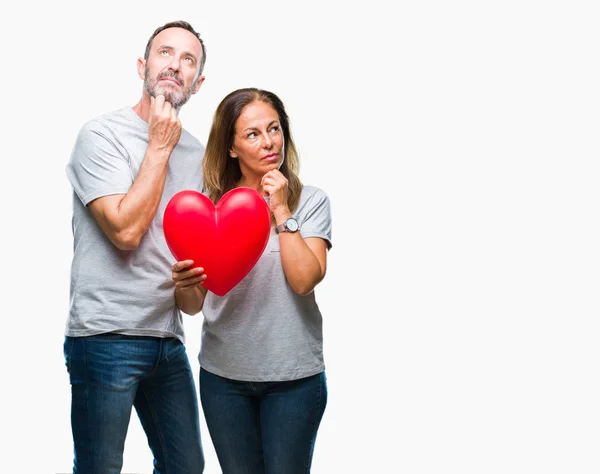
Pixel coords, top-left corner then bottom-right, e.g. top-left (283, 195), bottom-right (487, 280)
top-left (2, 1), bottom-right (599, 473)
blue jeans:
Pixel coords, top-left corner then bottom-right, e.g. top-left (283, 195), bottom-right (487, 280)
top-left (64, 335), bottom-right (204, 474)
top-left (199, 368), bottom-right (327, 474)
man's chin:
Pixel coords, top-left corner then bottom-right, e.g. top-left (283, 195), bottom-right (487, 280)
top-left (155, 90), bottom-right (185, 108)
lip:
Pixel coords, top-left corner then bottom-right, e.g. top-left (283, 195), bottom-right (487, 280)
top-left (262, 153), bottom-right (279, 162)
top-left (159, 77), bottom-right (181, 86)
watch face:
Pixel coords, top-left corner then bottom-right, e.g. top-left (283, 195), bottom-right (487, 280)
top-left (286, 218), bottom-right (299, 232)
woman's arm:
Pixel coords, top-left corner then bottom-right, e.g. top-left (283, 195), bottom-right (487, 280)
top-left (172, 260), bottom-right (208, 315)
top-left (278, 232), bottom-right (328, 295)
top-left (261, 170), bottom-right (329, 295)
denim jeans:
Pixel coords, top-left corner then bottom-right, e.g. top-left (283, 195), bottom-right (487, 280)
top-left (199, 368), bottom-right (327, 474)
top-left (64, 334), bottom-right (204, 474)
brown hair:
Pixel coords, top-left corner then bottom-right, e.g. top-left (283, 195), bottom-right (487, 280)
top-left (202, 88), bottom-right (303, 221)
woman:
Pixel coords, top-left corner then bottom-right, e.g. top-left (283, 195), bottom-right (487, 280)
top-left (171, 88), bottom-right (332, 473)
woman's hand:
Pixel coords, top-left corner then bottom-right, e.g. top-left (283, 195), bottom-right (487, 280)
top-left (171, 260), bottom-right (206, 291)
top-left (172, 260), bottom-right (208, 315)
top-left (261, 169), bottom-right (290, 218)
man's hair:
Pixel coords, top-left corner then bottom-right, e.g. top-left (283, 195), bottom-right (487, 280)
top-left (144, 20), bottom-right (206, 75)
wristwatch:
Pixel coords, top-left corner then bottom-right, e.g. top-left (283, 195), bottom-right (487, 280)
top-left (275, 217), bottom-right (300, 234)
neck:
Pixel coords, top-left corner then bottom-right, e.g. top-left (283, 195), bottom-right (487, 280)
top-left (237, 174), bottom-right (263, 194)
top-left (132, 92), bottom-right (152, 123)
top-left (131, 91), bottom-right (180, 123)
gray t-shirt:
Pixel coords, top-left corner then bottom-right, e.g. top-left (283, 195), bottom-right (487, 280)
top-left (199, 185), bottom-right (332, 381)
top-left (65, 107), bottom-right (204, 343)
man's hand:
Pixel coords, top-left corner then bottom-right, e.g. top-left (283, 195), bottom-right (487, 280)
top-left (148, 94), bottom-right (182, 155)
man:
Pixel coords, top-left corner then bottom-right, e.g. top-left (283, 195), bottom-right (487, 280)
top-left (64, 21), bottom-right (206, 473)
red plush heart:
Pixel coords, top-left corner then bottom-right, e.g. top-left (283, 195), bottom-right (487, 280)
top-left (163, 187), bottom-right (271, 296)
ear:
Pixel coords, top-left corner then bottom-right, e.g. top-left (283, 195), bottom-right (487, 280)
top-left (229, 150), bottom-right (238, 159)
top-left (192, 75), bottom-right (205, 95)
top-left (137, 58), bottom-right (146, 81)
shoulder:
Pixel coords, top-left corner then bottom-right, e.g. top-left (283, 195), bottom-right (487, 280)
top-left (180, 127), bottom-right (205, 151)
top-left (77, 108), bottom-right (128, 138)
top-left (296, 185), bottom-right (332, 220)
top-left (301, 185), bottom-right (329, 201)
top-left (300, 185), bottom-right (330, 207)
top-left (70, 109), bottom-right (136, 164)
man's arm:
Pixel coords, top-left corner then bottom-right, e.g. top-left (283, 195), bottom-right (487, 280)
top-left (89, 95), bottom-right (181, 250)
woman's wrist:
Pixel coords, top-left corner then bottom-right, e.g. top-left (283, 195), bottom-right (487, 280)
top-left (272, 208), bottom-right (292, 225)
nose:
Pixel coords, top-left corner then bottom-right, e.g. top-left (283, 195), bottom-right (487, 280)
top-left (261, 133), bottom-right (273, 149)
top-left (168, 55), bottom-right (181, 72)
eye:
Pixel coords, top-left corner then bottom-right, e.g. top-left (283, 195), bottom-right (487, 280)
top-left (247, 132), bottom-right (257, 139)
top-left (184, 57), bottom-right (195, 64)
top-left (160, 50), bottom-right (169, 56)
top-left (269, 125), bottom-right (280, 133)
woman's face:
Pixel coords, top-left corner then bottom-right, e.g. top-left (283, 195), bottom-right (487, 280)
top-left (230, 100), bottom-right (284, 178)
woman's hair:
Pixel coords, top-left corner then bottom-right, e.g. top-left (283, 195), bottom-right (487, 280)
top-left (202, 88), bottom-right (303, 220)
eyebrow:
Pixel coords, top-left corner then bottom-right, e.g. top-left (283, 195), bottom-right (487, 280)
top-left (156, 45), bottom-right (198, 62)
top-left (243, 120), bottom-right (279, 133)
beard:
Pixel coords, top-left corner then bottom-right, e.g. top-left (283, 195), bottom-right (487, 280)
top-left (144, 69), bottom-right (195, 109)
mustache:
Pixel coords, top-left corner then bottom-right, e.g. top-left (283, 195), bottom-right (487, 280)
top-left (157, 70), bottom-right (183, 85)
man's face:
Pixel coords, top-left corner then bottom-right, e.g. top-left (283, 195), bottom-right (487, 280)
top-left (142, 27), bottom-right (204, 109)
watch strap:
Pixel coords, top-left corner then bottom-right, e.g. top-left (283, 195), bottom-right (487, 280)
top-left (275, 217), bottom-right (299, 234)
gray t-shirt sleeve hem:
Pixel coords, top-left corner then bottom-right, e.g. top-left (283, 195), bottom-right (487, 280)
top-left (300, 231), bottom-right (332, 250)
top-left (80, 188), bottom-right (131, 207)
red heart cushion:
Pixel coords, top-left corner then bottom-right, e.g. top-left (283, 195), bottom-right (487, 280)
top-left (163, 187), bottom-right (271, 296)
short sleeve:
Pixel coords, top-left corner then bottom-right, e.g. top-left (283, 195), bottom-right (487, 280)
top-left (298, 187), bottom-right (332, 250)
top-left (66, 120), bottom-right (133, 206)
